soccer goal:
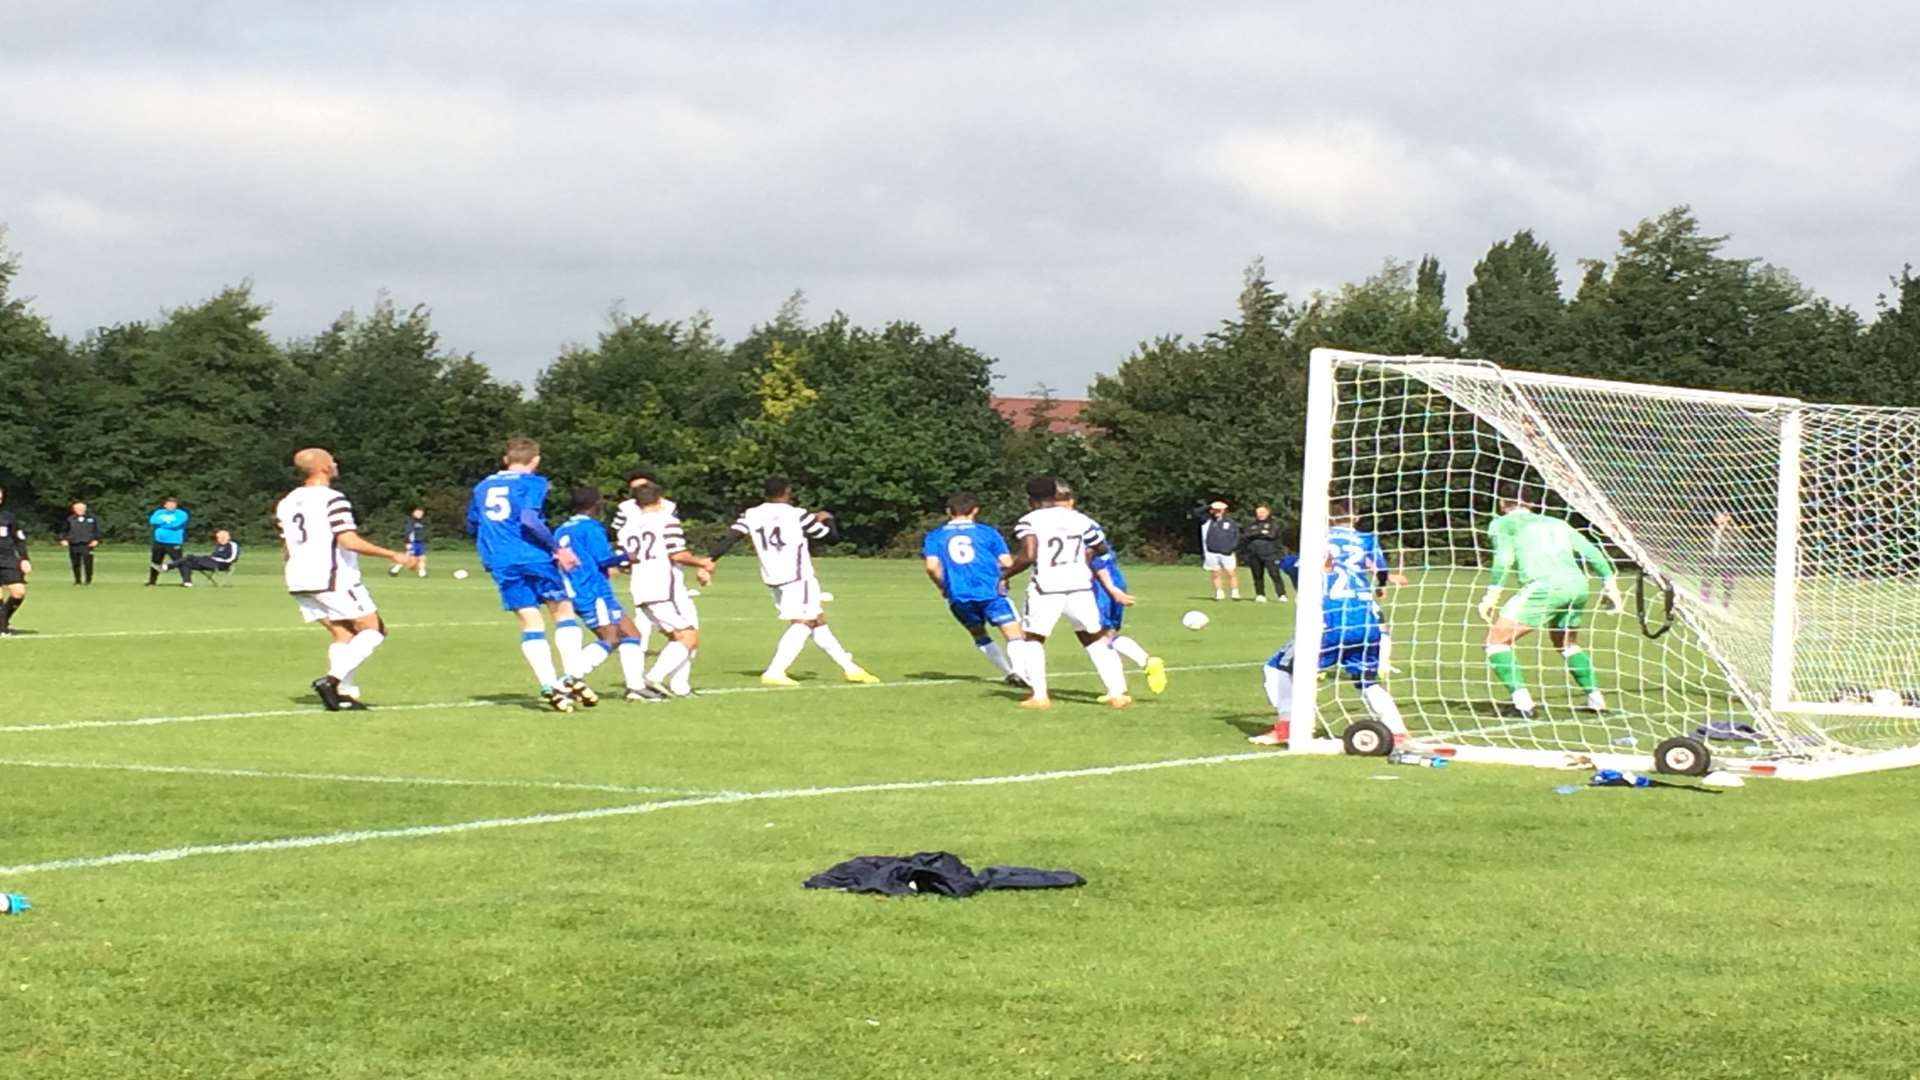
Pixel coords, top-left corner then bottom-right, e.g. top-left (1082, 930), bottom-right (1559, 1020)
top-left (1288, 348), bottom-right (1920, 780)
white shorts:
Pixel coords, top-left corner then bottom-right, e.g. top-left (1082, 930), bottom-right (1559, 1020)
top-left (294, 584), bottom-right (378, 624)
top-left (1023, 588), bottom-right (1103, 638)
top-left (769, 578), bottom-right (824, 622)
top-left (638, 593), bottom-right (699, 634)
top-left (1203, 552), bottom-right (1238, 571)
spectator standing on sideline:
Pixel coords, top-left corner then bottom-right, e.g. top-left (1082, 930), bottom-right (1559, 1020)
top-left (0, 487), bottom-right (30, 637)
top-left (1242, 503), bottom-right (1289, 604)
top-left (61, 501), bottom-right (102, 585)
top-left (147, 497), bottom-right (189, 587)
top-left (167, 529), bottom-right (241, 586)
top-left (1197, 500), bottom-right (1242, 601)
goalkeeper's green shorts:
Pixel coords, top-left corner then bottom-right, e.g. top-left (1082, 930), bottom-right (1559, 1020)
top-left (1500, 578), bottom-right (1590, 630)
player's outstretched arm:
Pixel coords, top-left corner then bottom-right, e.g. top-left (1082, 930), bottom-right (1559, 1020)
top-left (1003, 535), bottom-right (1038, 579)
top-left (1095, 566), bottom-right (1135, 607)
top-left (338, 530), bottom-right (414, 569)
top-left (922, 555), bottom-right (947, 594)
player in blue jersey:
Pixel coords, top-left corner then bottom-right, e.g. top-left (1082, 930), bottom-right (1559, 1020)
top-left (922, 492), bottom-right (1028, 687)
top-left (1250, 500), bottom-right (1407, 746)
top-left (554, 487), bottom-right (669, 702)
top-left (466, 437), bottom-right (592, 712)
top-left (1058, 486), bottom-right (1169, 695)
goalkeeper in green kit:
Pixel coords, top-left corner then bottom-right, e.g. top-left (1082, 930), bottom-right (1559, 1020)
top-left (1477, 484), bottom-right (1623, 718)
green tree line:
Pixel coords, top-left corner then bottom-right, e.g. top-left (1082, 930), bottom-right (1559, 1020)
top-left (1, 206), bottom-right (1914, 556)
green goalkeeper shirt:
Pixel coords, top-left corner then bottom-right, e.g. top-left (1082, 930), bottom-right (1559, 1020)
top-left (1488, 509), bottom-right (1614, 588)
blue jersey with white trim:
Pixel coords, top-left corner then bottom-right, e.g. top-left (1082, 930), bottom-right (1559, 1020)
top-left (1324, 525), bottom-right (1387, 629)
top-left (553, 515), bottom-right (622, 605)
top-left (467, 470), bottom-right (554, 569)
top-left (922, 521), bottom-right (1009, 603)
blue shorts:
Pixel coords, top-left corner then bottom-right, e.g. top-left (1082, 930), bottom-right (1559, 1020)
top-left (1266, 619), bottom-right (1383, 688)
top-left (574, 593), bottom-right (626, 631)
top-left (948, 596), bottom-right (1018, 630)
top-left (491, 563), bottom-right (567, 611)
top-left (408, 541), bottom-right (427, 557)
top-left (1095, 590), bottom-right (1124, 632)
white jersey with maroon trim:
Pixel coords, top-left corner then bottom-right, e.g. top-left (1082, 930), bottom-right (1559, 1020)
top-left (731, 502), bottom-right (831, 586)
top-left (1013, 505), bottom-right (1104, 594)
top-left (615, 503), bottom-right (689, 604)
top-left (277, 484), bottom-right (362, 594)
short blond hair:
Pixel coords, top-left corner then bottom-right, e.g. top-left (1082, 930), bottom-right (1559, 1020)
top-left (503, 437), bottom-right (541, 466)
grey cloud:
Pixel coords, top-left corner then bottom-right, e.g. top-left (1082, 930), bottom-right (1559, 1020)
top-left (5, 1), bottom-right (1917, 393)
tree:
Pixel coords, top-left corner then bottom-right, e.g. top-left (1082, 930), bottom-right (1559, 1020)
top-left (1464, 230), bottom-right (1567, 367)
top-left (729, 315), bottom-right (1010, 551)
top-left (1087, 260), bottom-right (1309, 552)
top-left (1296, 258), bottom-right (1457, 358)
top-left (1861, 267), bottom-right (1920, 406)
top-left (280, 299), bottom-right (524, 537)
top-left (0, 234), bottom-right (62, 521)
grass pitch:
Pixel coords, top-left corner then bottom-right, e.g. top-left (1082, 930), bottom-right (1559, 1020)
top-left (5, 552), bottom-right (1919, 1078)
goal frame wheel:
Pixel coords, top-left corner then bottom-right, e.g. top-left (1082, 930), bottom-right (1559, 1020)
top-left (1341, 719), bottom-right (1394, 757)
top-left (1654, 736), bottom-right (1712, 776)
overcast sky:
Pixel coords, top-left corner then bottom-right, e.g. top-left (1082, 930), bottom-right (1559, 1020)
top-left (6, 1), bottom-right (1917, 394)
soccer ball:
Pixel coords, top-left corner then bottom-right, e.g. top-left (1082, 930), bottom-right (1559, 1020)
top-left (1181, 610), bottom-right (1209, 631)
top-left (1869, 688), bottom-right (1901, 708)
top-left (821, 592), bottom-right (835, 602)
top-left (452, 569), bottom-right (469, 580)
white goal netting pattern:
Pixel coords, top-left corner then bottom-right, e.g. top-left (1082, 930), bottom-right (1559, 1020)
top-left (1311, 355), bottom-right (1920, 763)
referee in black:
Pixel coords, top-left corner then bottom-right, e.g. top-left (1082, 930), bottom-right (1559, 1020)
top-left (0, 486), bottom-right (31, 637)
top-left (61, 500), bottom-right (102, 585)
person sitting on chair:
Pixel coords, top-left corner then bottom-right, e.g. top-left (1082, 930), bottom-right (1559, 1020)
top-left (167, 529), bottom-right (241, 587)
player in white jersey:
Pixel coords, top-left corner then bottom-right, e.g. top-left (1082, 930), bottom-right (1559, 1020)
top-left (712, 476), bottom-right (879, 686)
top-left (1003, 476), bottom-right (1132, 709)
top-left (275, 448), bottom-right (416, 711)
top-left (615, 480), bottom-right (716, 697)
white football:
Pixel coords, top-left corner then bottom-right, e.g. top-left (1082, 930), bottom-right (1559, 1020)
top-left (821, 592), bottom-right (835, 602)
top-left (1869, 688), bottom-right (1901, 708)
top-left (1181, 610), bottom-right (1210, 631)
top-left (452, 569), bottom-right (469, 580)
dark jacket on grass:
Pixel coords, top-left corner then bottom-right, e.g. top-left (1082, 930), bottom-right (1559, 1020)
top-left (804, 852), bottom-right (1085, 897)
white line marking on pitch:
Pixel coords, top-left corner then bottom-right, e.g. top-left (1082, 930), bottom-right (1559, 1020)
top-left (0, 749), bottom-right (1286, 877)
top-left (0, 661), bottom-right (1265, 734)
top-left (0, 758), bottom-right (729, 798)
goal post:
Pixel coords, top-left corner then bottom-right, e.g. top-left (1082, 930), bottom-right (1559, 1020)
top-left (1289, 348), bottom-right (1920, 780)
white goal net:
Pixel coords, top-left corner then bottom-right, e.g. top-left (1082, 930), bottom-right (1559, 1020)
top-left (1290, 349), bottom-right (1920, 779)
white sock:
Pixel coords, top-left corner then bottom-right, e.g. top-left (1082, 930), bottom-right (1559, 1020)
top-left (1362, 683), bottom-right (1406, 735)
top-left (810, 625), bottom-right (857, 671)
top-left (1214, 588), bottom-right (1225, 601)
top-left (1086, 642), bottom-right (1128, 698)
top-left (1014, 639), bottom-right (1049, 699)
top-left (616, 638), bottom-right (649, 689)
top-left (554, 620), bottom-right (586, 675)
top-left (648, 640), bottom-right (692, 686)
top-left (766, 624), bottom-right (811, 676)
top-left (520, 632), bottom-right (559, 688)
top-left (977, 639), bottom-right (1013, 675)
top-left (670, 649), bottom-right (695, 695)
top-left (328, 630), bottom-right (385, 683)
top-left (1263, 663), bottom-right (1292, 719)
top-left (574, 640), bottom-right (612, 678)
top-left (1379, 633), bottom-right (1395, 671)
top-left (1111, 635), bottom-right (1150, 668)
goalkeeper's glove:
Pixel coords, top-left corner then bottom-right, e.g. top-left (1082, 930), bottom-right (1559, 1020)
top-left (1476, 586), bottom-right (1503, 623)
top-left (1600, 577), bottom-right (1624, 614)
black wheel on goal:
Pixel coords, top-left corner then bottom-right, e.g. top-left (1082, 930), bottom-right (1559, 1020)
top-left (1653, 736), bottom-right (1712, 776)
top-left (1342, 719), bottom-right (1394, 757)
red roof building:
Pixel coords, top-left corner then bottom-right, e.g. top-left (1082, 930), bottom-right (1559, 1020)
top-left (991, 395), bottom-right (1095, 435)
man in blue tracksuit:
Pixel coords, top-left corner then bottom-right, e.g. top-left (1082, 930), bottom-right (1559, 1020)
top-left (147, 497), bottom-right (190, 586)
